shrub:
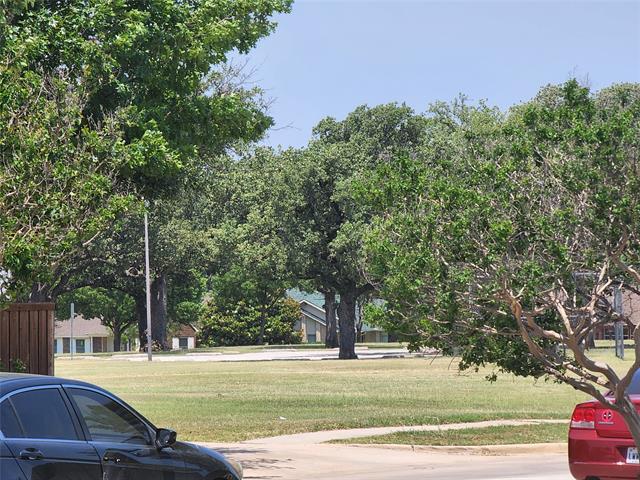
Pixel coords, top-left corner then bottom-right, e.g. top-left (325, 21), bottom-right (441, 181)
top-left (198, 297), bottom-right (303, 346)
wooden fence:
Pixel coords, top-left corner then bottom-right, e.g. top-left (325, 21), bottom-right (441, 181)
top-left (0, 303), bottom-right (55, 376)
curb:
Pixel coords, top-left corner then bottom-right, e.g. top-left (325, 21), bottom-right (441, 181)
top-left (341, 442), bottom-right (567, 456)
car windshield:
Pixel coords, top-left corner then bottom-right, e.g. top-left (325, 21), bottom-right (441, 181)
top-left (626, 370), bottom-right (640, 395)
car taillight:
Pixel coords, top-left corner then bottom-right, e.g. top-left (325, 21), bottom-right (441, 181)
top-left (571, 406), bottom-right (596, 429)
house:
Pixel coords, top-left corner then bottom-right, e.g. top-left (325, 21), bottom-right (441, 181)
top-left (171, 324), bottom-right (198, 350)
top-left (595, 290), bottom-right (640, 340)
top-left (54, 316), bottom-right (114, 354)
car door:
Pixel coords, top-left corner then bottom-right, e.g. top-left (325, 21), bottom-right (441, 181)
top-left (64, 386), bottom-right (187, 480)
top-left (0, 386), bottom-right (102, 480)
top-left (1, 441), bottom-right (27, 480)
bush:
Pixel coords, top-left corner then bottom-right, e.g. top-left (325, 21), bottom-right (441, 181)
top-left (198, 297), bottom-right (303, 346)
top-left (0, 358), bottom-right (28, 373)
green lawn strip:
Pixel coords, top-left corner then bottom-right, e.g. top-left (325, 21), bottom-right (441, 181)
top-left (56, 356), bottom-right (589, 442)
top-left (329, 423), bottom-right (569, 446)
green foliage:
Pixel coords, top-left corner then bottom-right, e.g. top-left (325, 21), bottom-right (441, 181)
top-left (57, 287), bottom-right (136, 350)
top-left (198, 297), bottom-right (303, 346)
top-left (361, 81), bottom-right (640, 382)
top-left (0, 0), bottom-right (291, 302)
top-left (0, 358), bottom-right (28, 373)
top-left (0, 72), bottom-right (137, 301)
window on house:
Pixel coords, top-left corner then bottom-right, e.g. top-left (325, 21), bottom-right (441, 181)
top-left (179, 337), bottom-right (189, 349)
top-left (75, 339), bottom-right (86, 354)
top-left (93, 337), bottom-right (107, 353)
top-left (63, 337), bottom-right (71, 354)
top-left (307, 334), bottom-right (317, 343)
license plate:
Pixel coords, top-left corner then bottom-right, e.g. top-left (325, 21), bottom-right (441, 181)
top-left (627, 447), bottom-right (640, 464)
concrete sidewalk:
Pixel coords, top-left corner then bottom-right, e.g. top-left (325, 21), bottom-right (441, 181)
top-left (243, 418), bottom-right (568, 445)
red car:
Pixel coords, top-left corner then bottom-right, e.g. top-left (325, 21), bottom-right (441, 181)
top-left (569, 391), bottom-right (640, 479)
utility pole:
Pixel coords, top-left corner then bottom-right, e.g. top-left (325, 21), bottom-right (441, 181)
top-left (144, 208), bottom-right (153, 362)
top-left (614, 288), bottom-right (624, 360)
top-left (70, 302), bottom-right (75, 359)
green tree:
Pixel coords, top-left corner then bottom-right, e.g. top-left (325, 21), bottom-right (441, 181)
top-left (206, 149), bottom-right (303, 344)
top-left (0, 72), bottom-right (136, 304)
top-left (57, 184), bottom-right (219, 349)
top-left (362, 82), bottom-right (640, 445)
top-left (58, 287), bottom-right (136, 352)
top-left (288, 104), bottom-right (426, 358)
top-left (0, 0), bottom-right (292, 303)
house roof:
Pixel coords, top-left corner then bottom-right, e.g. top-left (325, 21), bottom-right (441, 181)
top-left (173, 324), bottom-right (197, 338)
top-left (300, 300), bottom-right (327, 326)
top-left (287, 289), bottom-right (326, 307)
top-left (55, 316), bottom-right (111, 338)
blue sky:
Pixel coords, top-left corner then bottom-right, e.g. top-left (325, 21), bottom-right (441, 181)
top-left (239, 0), bottom-right (640, 148)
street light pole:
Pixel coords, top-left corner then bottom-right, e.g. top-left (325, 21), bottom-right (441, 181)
top-left (144, 209), bottom-right (153, 362)
top-left (70, 302), bottom-right (75, 359)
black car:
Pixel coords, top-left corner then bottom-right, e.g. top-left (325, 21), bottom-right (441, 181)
top-left (0, 373), bottom-right (243, 480)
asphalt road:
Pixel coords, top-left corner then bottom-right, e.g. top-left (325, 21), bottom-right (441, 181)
top-left (202, 443), bottom-right (572, 480)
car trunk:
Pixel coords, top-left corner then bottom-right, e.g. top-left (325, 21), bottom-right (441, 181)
top-left (596, 397), bottom-right (640, 439)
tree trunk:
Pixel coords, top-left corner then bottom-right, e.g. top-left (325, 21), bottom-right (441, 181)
top-left (257, 311), bottom-right (267, 345)
top-left (618, 396), bottom-right (640, 449)
top-left (150, 274), bottom-right (169, 350)
top-left (324, 290), bottom-right (339, 348)
top-left (337, 287), bottom-right (358, 359)
top-left (113, 327), bottom-right (122, 352)
top-left (135, 294), bottom-right (147, 351)
top-left (28, 283), bottom-right (51, 302)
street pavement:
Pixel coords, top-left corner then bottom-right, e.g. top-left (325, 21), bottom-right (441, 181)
top-left (118, 347), bottom-right (416, 362)
top-left (200, 442), bottom-right (572, 480)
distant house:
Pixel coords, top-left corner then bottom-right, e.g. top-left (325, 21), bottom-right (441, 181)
top-left (54, 316), bottom-right (114, 354)
top-left (595, 290), bottom-right (640, 340)
top-left (358, 324), bottom-right (390, 343)
top-left (297, 300), bottom-right (328, 343)
top-left (171, 324), bottom-right (198, 350)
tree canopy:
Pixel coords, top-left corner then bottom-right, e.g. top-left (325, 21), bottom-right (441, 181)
top-left (361, 81), bottom-right (640, 444)
top-left (0, 0), bottom-right (291, 304)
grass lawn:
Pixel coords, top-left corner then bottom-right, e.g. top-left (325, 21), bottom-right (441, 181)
top-left (329, 423), bottom-right (569, 446)
top-left (55, 355), bottom-right (596, 443)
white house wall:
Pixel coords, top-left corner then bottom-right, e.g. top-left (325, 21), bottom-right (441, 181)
top-left (172, 337), bottom-right (196, 350)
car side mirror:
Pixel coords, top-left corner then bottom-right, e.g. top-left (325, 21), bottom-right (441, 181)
top-left (155, 428), bottom-right (177, 450)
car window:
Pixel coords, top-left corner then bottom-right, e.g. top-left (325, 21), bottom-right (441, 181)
top-left (0, 399), bottom-right (22, 438)
top-left (68, 388), bottom-right (151, 445)
top-left (0, 388), bottom-right (79, 440)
